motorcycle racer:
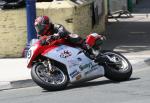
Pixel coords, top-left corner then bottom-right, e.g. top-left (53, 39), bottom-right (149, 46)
top-left (26, 16), bottom-right (132, 91)
top-left (34, 16), bottom-right (105, 58)
top-left (34, 16), bottom-right (85, 46)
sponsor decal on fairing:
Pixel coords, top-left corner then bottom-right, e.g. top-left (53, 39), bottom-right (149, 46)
top-left (79, 62), bottom-right (99, 75)
top-left (27, 50), bottom-right (32, 59)
top-left (69, 70), bottom-right (80, 78)
top-left (60, 50), bottom-right (72, 58)
top-left (79, 63), bottom-right (92, 71)
top-left (68, 59), bottom-right (79, 68)
top-left (85, 65), bottom-right (99, 75)
top-left (76, 74), bottom-right (82, 80)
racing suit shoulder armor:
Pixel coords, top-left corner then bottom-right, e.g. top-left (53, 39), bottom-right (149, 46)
top-left (54, 24), bottom-right (64, 30)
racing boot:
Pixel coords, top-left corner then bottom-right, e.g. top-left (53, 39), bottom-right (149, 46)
top-left (81, 43), bottom-right (95, 59)
top-left (94, 53), bottom-right (114, 65)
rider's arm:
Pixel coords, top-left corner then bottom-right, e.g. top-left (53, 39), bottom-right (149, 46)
top-left (54, 24), bottom-right (70, 39)
top-left (45, 24), bottom-right (70, 43)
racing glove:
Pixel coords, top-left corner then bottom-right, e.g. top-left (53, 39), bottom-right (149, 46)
top-left (58, 32), bottom-right (69, 38)
top-left (40, 39), bottom-right (48, 46)
top-left (46, 35), bottom-right (59, 43)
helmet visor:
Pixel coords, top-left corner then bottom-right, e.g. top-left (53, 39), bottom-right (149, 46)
top-left (35, 23), bottom-right (45, 35)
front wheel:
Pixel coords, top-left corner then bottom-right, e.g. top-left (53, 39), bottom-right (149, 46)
top-left (101, 50), bottom-right (132, 81)
top-left (31, 63), bottom-right (68, 91)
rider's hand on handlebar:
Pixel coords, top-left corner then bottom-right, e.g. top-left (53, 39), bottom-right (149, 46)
top-left (46, 35), bottom-right (55, 43)
top-left (40, 39), bottom-right (48, 46)
top-left (40, 35), bottom-right (59, 46)
top-left (46, 35), bottom-right (59, 43)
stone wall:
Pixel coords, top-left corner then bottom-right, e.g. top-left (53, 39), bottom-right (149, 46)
top-left (36, 0), bottom-right (106, 37)
top-left (0, 0), bottom-right (107, 57)
top-left (0, 9), bottom-right (27, 58)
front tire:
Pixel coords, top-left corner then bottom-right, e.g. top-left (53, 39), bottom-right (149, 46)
top-left (31, 63), bottom-right (68, 91)
top-left (101, 50), bottom-right (132, 81)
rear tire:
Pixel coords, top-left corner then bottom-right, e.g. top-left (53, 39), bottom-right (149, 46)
top-left (101, 50), bottom-right (132, 81)
top-left (31, 63), bottom-right (68, 91)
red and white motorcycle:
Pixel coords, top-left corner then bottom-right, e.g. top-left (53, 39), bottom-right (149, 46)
top-left (27, 35), bottom-right (132, 91)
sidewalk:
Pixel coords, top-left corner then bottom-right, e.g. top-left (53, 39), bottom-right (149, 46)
top-left (0, 59), bottom-right (30, 81)
top-left (0, 0), bottom-right (150, 91)
top-left (0, 58), bottom-right (36, 90)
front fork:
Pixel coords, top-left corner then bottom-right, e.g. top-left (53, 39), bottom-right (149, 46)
top-left (43, 59), bottom-right (55, 72)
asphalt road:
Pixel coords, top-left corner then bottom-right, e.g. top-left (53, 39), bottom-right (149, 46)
top-left (0, 62), bottom-right (150, 103)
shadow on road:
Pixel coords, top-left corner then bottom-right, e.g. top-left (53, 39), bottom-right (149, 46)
top-left (133, 0), bottom-right (150, 13)
top-left (67, 77), bottom-right (140, 89)
top-left (103, 21), bottom-right (150, 53)
top-left (42, 77), bottom-right (140, 92)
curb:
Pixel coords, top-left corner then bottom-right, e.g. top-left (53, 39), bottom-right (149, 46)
top-left (0, 79), bottom-right (37, 91)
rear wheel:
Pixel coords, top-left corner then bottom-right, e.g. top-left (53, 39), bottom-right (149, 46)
top-left (101, 50), bottom-right (132, 81)
top-left (31, 63), bottom-right (68, 91)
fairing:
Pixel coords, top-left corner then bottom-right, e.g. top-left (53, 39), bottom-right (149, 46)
top-left (43, 45), bottom-right (105, 83)
top-left (27, 39), bottom-right (105, 83)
